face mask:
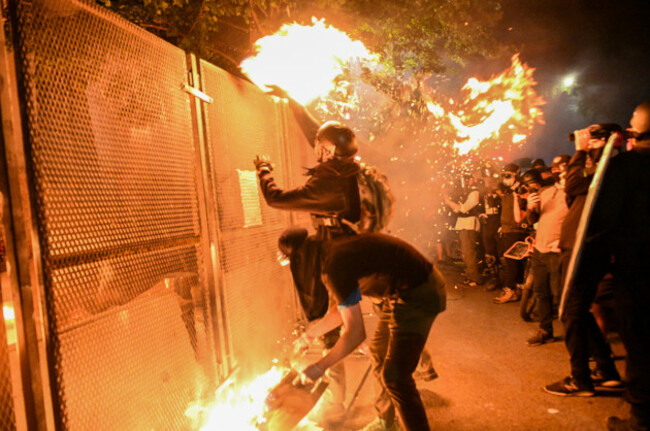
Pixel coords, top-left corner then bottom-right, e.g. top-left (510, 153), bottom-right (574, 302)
top-left (315, 140), bottom-right (336, 162)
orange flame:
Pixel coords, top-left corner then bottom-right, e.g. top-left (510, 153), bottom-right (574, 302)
top-left (429, 54), bottom-right (545, 155)
top-left (241, 18), bottom-right (378, 105)
top-left (186, 366), bottom-right (322, 431)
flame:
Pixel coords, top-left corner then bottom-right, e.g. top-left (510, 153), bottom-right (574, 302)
top-left (241, 18), bottom-right (378, 105)
top-left (440, 54), bottom-right (545, 155)
top-left (186, 366), bottom-right (322, 431)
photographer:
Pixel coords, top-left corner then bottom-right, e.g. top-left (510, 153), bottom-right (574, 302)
top-left (520, 162), bottom-right (569, 347)
top-left (493, 163), bottom-right (528, 304)
top-left (583, 101), bottom-right (650, 430)
top-left (444, 171), bottom-right (483, 287)
top-left (544, 125), bottom-right (623, 397)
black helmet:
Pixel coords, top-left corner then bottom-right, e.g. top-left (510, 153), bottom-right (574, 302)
top-left (521, 169), bottom-right (543, 187)
top-left (316, 121), bottom-right (358, 157)
top-left (531, 158), bottom-right (546, 169)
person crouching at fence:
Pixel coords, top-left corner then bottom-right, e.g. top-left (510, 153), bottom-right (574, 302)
top-left (295, 233), bottom-right (446, 431)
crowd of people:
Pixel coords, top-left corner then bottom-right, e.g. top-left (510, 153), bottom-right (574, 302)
top-left (255, 89), bottom-right (649, 431)
top-left (437, 101), bottom-right (650, 431)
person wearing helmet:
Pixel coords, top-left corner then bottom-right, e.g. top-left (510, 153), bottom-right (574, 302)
top-left (582, 101), bottom-right (650, 431)
top-left (493, 163), bottom-right (528, 304)
top-left (519, 165), bottom-right (569, 347)
top-left (544, 120), bottom-right (627, 398)
top-left (254, 94), bottom-right (362, 427)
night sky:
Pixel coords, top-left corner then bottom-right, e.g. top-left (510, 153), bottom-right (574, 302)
top-left (497, 0), bottom-right (650, 161)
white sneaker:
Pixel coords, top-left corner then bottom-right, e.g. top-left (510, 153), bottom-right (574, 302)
top-left (494, 287), bottom-right (517, 304)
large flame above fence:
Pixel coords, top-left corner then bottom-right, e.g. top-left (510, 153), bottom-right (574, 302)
top-left (241, 19), bottom-right (379, 105)
top-left (241, 20), bottom-right (544, 156)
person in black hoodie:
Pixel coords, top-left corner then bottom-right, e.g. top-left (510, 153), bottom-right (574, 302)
top-left (544, 125), bottom-right (623, 397)
top-left (591, 101), bottom-right (650, 431)
top-left (255, 93), bottom-right (361, 425)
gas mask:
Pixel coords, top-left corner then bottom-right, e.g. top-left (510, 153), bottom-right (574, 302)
top-left (501, 172), bottom-right (516, 188)
top-left (315, 139), bottom-right (336, 163)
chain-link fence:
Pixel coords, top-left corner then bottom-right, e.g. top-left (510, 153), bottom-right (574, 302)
top-left (0, 0), bottom-right (305, 429)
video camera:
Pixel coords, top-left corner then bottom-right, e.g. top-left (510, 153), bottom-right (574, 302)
top-left (568, 123), bottom-right (624, 141)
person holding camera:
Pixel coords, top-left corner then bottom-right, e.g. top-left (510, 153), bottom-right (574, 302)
top-left (581, 101), bottom-right (650, 431)
top-left (544, 126), bottom-right (623, 397)
top-left (520, 159), bottom-right (570, 346)
top-left (444, 171), bottom-right (484, 287)
top-left (493, 163), bottom-right (528, 304)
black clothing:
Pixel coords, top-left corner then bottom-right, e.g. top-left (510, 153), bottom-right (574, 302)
top-left (321, 233), bottom-right (444, 431)
top-left (258, 158), bottom-right (361, 225)
top-left (322, 233), bottom-right (433, 304)
top-left (581, 147), bottom-right (650, 426)
top-left (258, 147), bottom-right (361, 320)
top-left (559, 150), bottom-right (590, 250)
top-left (500, 191), bottom-right (527, 234)
top-left (559, 149), bottom-right (619, 389)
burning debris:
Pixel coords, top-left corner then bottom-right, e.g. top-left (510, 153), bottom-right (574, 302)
top-left (185, 366), bottom-right (326, 431)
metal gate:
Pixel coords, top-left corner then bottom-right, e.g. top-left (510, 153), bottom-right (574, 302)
top-left (0, 0), bottom-right (305, 429)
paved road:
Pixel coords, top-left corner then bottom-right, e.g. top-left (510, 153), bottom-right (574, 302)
top-left (333, 263), bottom-right (629, 431)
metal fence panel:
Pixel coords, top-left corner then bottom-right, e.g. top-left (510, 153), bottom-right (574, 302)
top-left (0, 305), bottom-right (17, 431)
top-left (199, 61), bottom-right (300, 375)
top-left (14, 0), bottom-right (214, 428)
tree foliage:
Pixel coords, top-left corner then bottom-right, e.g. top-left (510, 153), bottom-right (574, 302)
top-left (96, 0), bottom-right (505, 79)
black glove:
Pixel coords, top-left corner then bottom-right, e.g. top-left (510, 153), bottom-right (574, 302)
top-left (253, 155), bottom-right (273, 175)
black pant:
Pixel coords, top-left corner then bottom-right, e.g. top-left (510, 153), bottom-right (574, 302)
top-left (498, 232), bottom-right (527, 289)
top-left (482, 215), bottom-right (500, 258)
top-left (560, 248), bottom-right (617, 384)
top-left (614, 272), bottom-right (650, 427)
top-left (530, 250), bottom-right (561, 335)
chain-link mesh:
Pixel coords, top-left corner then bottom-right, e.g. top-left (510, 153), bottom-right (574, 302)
top-left (15, 0), bottom-right (213, 428)
top-left (0, 308), bottom-right (17, 431)
top-left (199, 61), bottom-right (300, 375)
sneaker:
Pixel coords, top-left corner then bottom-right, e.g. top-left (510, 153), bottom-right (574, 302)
top-left (414, 366), bottom-right (439, 382)
top-left (461, 279), bottom-right (480, 288)
top-left (526, 330), bottom-right (554, 347)
top-left (494, 287), bottom-right (517, 304)
top-left (359, 417), bottom-right (399, 431)
top-left (591, 369), bottom-right (625, 391)
top-left (544, 376), bottom-right (595, 397)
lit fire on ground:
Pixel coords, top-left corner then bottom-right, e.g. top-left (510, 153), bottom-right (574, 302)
top-left (241, 20), bottom-right (544, 157)
top-left (185, 366), bottom-right (322, 431)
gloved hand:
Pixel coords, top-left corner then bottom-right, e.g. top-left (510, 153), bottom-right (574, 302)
top-left (526, 192), bottom-right (541, 210)
top-left (253, 155), bottom-right (273, 175)
top-left (265, 85), bottom-right (290, 100)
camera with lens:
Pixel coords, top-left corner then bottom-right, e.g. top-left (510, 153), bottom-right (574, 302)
top-left (515, 184), bottom-right (528, 195)
top-left (568, 123), bottom-right (623, 141)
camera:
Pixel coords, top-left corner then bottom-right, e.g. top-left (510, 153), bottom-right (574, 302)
top-left (568, 123), bottom-right (623, 141)
top-left (515, 184), bottom-right (528, 195)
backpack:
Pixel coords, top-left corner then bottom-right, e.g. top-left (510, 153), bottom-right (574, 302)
top-left (354, 163), bottom-right (395, 233)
